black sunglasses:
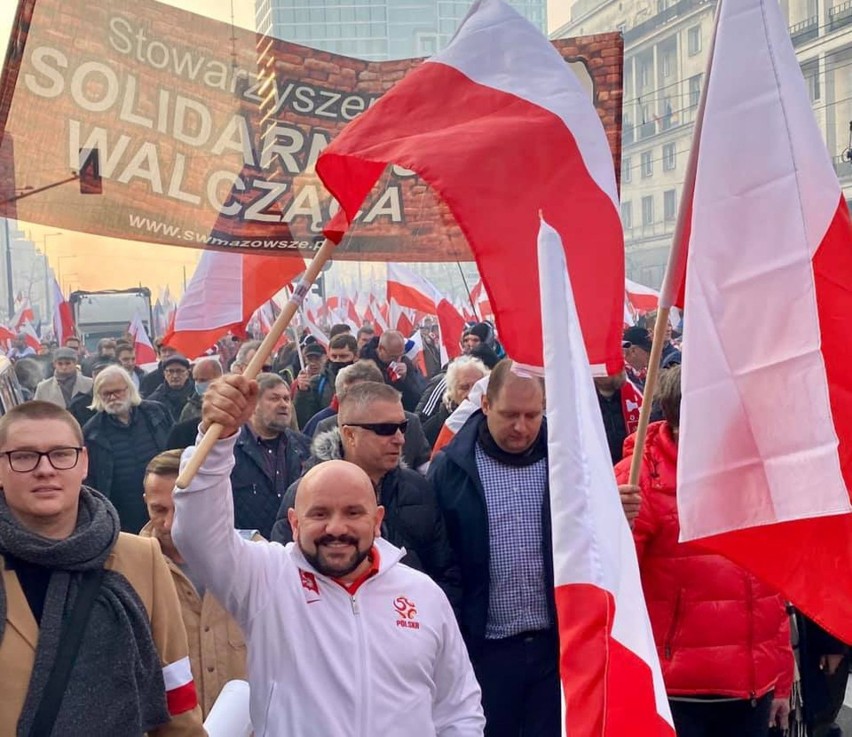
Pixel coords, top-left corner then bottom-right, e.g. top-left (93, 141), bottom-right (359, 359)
top-left (344, 421), bottom-right (408, 437)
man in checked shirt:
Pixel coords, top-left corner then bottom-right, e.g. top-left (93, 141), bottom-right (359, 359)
top-left (428, 359), bottom-right (641, 737)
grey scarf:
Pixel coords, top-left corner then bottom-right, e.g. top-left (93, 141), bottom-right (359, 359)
top-left (0, 488), bottom-right (170, 736)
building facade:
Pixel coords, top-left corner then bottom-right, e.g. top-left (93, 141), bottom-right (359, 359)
top-left (552, 0), bottom-right (852, 287)
top-left (0, 220), bottom-right (55, 327)
top-left (256, 0), bottom-right (546, 61)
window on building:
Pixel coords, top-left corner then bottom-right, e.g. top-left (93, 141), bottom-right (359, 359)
top-left (687, 25), bottom-right (702, 55)
top-left (639, 60), bottom-right (652, 88)
top-left (418, 34), bottom-right (438, 55)
top-left (621, 201), bottom-right (633, 230)
top-left (642, 196), bottom-right (654, 226)
top-left (664, 189), bottom-right (677, 221)
top-left (663, 143), bottom-right (676, 171)
top-left (801, 61), bottom-right (821, 102)
top-left (641, 151), bottom-right (653, 178)
top-left (688, 74), bottom-right (703, 108)
top-left (662, 52), bottom-right (675, 79)
top-left (622, 156), bottom-right (632, 183)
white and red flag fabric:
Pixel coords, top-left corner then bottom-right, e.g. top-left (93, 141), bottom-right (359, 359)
top-left (19, 321), bottom-right (40, 352)
top-left (625, 278), bottom-right (659, 315)
top-left (50, 278), bottom-right (74, 345)
top-left (539, 219), bottom-right (674, 736)
top-left (12, 296), bottom-right (34, 331)
top-left (299, 310), bottom-right (329, 349)
top-left (128, 313), bottom-right (157, 364)
top-left (316, 0), bottom-right (624, 374)
top-left (387, 264), bottom-right (441, 315)
top-left (662, 0), bottom-right (852, 642)
top-left (164, 251), bottom-right (305, 359)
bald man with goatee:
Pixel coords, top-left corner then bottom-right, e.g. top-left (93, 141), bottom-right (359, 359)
top-left (171, 374), bottom-right (484, 737)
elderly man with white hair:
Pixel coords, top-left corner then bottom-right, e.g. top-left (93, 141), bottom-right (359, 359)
top-left (82, 365), bottom-right (172, 532)
top-left (422, 356), bottom-right (489, 448)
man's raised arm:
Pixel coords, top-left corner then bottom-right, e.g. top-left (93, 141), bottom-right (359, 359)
top-left (171, 375), bottom-right (278, 627)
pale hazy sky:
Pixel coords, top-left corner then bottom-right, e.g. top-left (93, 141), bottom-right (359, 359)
top-left (0, 0), bottom-right (572, 296)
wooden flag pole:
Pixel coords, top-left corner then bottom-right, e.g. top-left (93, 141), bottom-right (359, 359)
top-left (175, 238), bottom-right (337, 489)
top-left (627, 307), bottom-right (671, 487)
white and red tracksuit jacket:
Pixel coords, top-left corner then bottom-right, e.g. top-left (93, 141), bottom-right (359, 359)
top-left (172, 434), bottom-right (485, 737)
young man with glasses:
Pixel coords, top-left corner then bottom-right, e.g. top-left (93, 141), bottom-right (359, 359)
top-left (271, 381), bottom-right (460, 609)
top-left (0, 401), bottom-right (204, 735)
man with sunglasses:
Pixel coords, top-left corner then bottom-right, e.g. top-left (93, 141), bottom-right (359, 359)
top-left (0, 401), bottom-right (204, 735)
top-left (271, 381), bottom-right (460, 608)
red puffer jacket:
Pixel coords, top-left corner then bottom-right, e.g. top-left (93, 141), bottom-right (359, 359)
top-left (615, 421), bottom-right (793, 699)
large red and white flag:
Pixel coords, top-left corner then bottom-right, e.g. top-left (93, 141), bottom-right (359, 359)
top-left (387, 264), bottom-right (440, 314)
top-left (539, 220), bottom-right (674, 736)
top-left (128, 313), bottom-right (157, 364)
top-left (164, 251), bottom-right (305, 359)
top-left (50, 278), bottom-right (74, 346)
top-left (317, 0), bottom-right (624, 374)
top-left (19, 321), bottom-right (40, 352)
top-left (664, 0), bottom-right (852, 641)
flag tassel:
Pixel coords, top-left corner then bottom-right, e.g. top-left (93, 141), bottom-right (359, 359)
top-left (175, 238), bottom-right (337, 489)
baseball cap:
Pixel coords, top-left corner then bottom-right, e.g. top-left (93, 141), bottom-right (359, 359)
top-left (303, 342), bottom-right (326, 358)
top-left (622, 326), bottom-right (653, 352)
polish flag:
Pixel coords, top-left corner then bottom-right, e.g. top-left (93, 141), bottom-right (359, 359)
top-left (128, 313), bottom-right (157, 364)
top-left (19, 321), bottom-right (40, 352)
top-left (436, 298), bottom-right (466, 360)
top-left (164, 251), bottom-right (305, 359)
top-left (662, 0), bottom-right (852, 642)
top-left (12, 297), bottom-right (34, 331)
top-left (469, 280), bottom-right (493, 321)
top-left (431, 375), bottom-right (489, 457)
top-left (387, 264), bottom-right (440, 315)
top-left (317, 0), bottom-right (624, 375)
top-left (50, 278), bottom-right (74, 346)
top-left (300, 310), bottom-right (329, 349)
top-left (162, 656), bottom-right (198, 715)
top-left (624, 279), bottom-right (659, 314)
top-left (539, 219), bottom-right (674, 736)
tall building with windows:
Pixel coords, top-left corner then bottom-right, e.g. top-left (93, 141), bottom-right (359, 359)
top-left (552, 0), bottom-right (852, 287)
top-left (256, 0), bottom-right (546, 61)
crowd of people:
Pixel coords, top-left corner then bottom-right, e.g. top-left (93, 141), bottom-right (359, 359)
top-left (0, 315), bottom-right (847, 736)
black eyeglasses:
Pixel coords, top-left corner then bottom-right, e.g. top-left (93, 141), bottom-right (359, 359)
top-left (3, 447), bottom-right (83, 472)
top-left (344, 421), bottom-right (408, 437)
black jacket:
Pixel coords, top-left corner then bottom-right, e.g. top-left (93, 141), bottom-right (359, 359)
top-left (427, 411), bottom-right (556, 651)
top-left (293, 363), bottom-right (336, 429)
top-left (359, 337), bottom-right (427, 413)
top-left (139, 364), bottom-right (165, 397)
top-left (231, 424), bottom-right (311, 538)
top-left (148, 380), bottom-right (195, 423)
top-left (270, 427), bottom-right (461, 611)
top-left (82, 401), bottom-right (172, 532)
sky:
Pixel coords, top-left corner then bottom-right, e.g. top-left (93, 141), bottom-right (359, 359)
top-left (0, 0), bottom-right (571, 297)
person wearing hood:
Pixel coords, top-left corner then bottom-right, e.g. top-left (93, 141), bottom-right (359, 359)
top-left (178, 358), bottom-right (223, 423)
top-left (148, 355), bottom-right (195, 425)
top-left (359, 330), bottom-right (426, 413)
top-left (293, 334), bottom-right (357, 429)
top-left (271, 381), bottom-right (461, 610)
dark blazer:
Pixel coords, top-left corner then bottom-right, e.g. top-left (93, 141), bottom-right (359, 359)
top-left (230, 425), bottom-right (311, 538)
top-left (426, 411), bottom-right (555, 652)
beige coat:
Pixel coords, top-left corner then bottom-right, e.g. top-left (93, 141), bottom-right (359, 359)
top-left (140, 523), bottom-right (251, 718)
top-left (0, 532), bottom-right (205, 736)
top-left (33, 372), bottom-right (92, 408)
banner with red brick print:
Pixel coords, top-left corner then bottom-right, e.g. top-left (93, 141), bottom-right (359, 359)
top-left (0, 0), bottom-right (623, 261)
